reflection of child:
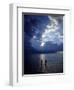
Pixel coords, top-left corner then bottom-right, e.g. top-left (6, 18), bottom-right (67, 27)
top-left (45, 60), bottom-right (47, 67)
top-left (41, 59), bottom-right (43, 68)
top-left (40, 59), bottom-right (43, 72)
top-left (45, 59), bottom-right (48, 72)
top-left (40, 59), bottom-right (48, 73)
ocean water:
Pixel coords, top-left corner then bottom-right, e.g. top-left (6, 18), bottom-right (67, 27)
top-left (24, 52), bottom-right (63, 74)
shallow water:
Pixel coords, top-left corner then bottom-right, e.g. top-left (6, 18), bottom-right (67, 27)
top-left (24, 52), bottom-right (63, 74)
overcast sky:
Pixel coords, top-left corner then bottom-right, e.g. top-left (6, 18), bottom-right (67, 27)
top-left (24, 14), bottom-right (63, 53)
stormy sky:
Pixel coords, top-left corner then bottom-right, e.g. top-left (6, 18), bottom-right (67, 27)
top-left (24, 14), bottom-right (63, 53)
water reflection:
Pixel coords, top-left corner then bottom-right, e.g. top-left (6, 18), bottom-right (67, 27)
top-left (24, 52), bottom-right (63, 74)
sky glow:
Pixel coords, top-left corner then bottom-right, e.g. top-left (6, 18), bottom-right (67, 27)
top-left (24, 14), bottom-right (63, 52)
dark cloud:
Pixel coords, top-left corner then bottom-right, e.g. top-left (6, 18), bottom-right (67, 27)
top-left (24, 14), bottom-right (63, 53)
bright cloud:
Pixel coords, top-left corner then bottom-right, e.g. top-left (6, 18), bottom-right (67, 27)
top-left (40, 16), bottom-right (63, 47)
top-left (40, 42), bottom-right (45, 47)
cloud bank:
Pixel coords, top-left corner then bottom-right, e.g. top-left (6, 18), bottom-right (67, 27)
top-left (40, 16), bottom-right (63, 47)
top-left (24, 15), bottom-right (63, 53)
